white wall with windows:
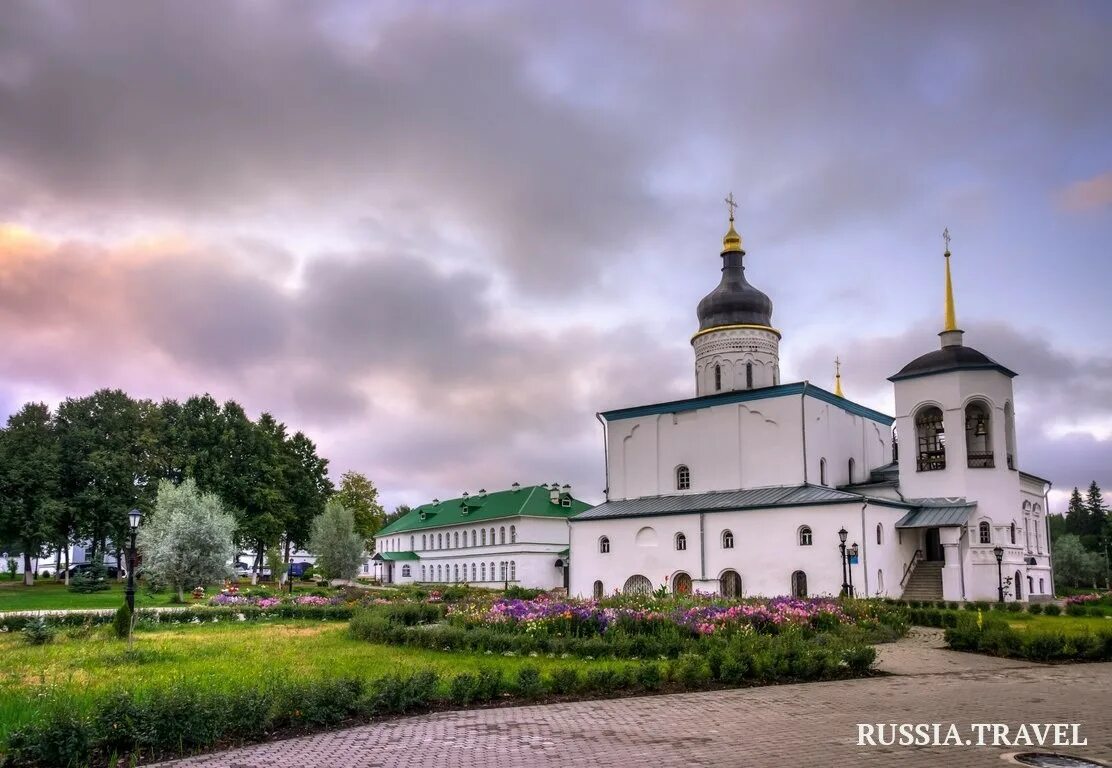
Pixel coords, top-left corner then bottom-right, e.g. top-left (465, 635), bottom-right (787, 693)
top-left (568, 502), bottom-right (913, 599)
top-left (604, 390), bottom-right (892, 501)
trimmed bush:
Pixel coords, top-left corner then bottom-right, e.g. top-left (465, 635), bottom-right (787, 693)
top-left (636, 662), bottom-right (663, 690)
top-left (1043, 604), bottom-right (1061, 616)
top-left (549, 667), bottom-right (580, 695)
top-left (449, 673), bottom-right (481, 705)
top-left (112, 603), bottom-right (132, 640)
top-left (1026, 603), bottom-right (1044, 614)
top-left (515, 666), bottom-right (544, 698)
top-left (1005, 602), bottom-right (1023, 613)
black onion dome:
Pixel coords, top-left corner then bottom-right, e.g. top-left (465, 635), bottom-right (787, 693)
top-left (888, 345), bottom-right (1016, 382)
top-left (696, 248), bottom-right (773, 331)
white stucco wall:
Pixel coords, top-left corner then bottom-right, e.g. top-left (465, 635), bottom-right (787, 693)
top-left (373, 516), bottom-right (569, 590)
top-left (568, 502), bottom-right (911, 599)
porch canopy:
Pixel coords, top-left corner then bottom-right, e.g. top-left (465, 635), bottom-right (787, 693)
top-left (371, 551), bottom-right (420, 562)
top-left (895, 502), bottom-right (975, 529)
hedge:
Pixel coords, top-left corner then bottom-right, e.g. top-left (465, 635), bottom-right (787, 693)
top-left (944, 615), bottom-right (1112, 662)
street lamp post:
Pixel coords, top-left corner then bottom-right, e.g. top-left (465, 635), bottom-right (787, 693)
top-left (993, 546), bottom-right (1005, 603)
top-left (847, 543), bottom-right (859, 598)
top-left (125, 508), bottom-right (142, 613)
top-left (838, 528), bottom-right (849, 597)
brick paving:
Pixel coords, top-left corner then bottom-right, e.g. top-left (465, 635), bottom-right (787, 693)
top-left (156, 630), bottom-right (1112, 768)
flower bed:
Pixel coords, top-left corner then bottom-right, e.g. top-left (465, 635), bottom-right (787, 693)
top-left (449, 595), bottom-right (850, 637)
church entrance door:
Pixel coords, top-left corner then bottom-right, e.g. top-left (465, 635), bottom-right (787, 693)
top-left (925, 528), bottom-right (944, 562)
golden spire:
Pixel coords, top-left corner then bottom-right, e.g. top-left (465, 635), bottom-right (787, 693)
top-left (834, 356), bottom-right (845, 398)
top-left (722, 192), bottom-right (743, 252)
top-left (943, 227), bottom-right (958, 332)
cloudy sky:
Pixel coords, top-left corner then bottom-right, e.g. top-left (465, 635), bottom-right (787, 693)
top-left (1, 1), bottom-right (1110, 512)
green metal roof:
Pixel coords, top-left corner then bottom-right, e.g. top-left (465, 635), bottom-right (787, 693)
top-left (572, 484), bottom-right (874, 522)
top-left (598, 381), bottom-right (893, 426)
top-left (895, 503), bottom-right (976, 529)
top-left (376, 485), bottom-right (590, 536)
top-left (372, 551), bottom-right (420, 561)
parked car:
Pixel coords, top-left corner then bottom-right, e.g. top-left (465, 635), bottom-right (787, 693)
top-left (66, 562), bottom-right (126, 579)
top-left (287, 561), bottom-right (313, 578)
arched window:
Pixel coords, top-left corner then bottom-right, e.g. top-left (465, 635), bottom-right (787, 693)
top-left (746, 362), bottom-right (754, 389)
top-left (421, 565), bottom-right (427, 580)
top-left (623, 574), bottom-right (652, 595)
top-left (798, 525), bottom-right (813, 546)
top-left (510, 561), bottom-right (516, 581)
top-left (453, 564), bottom-right (459, 582)
top-left (722, 530), bottom-right (734, 549)
top-left (719, 570), bottom-right (742, 598)
top-left (714, 364), bottom-right (722, 391)
top-left (454, 531), bottom-right (460, 548)
top-left (876, 523), bottom-right (883, 546)
top-left (672, 572), bottom-right (692, 594)
top-left (819, 458), bottom-right (827, 486)
top-left (593, 580), bottom-right (604, 599)
top-left (471, 529), bottom-right (477, 547)
top-left (499, 561), bottom-right (507, 581)
top-left (791, 570), bottom-right (808, 598)
top-left (1039, 577), bottom-right (1044, 593)
top-left (499, 526), bottom-right (506, 545)
top-left (965, 400), bottom-right (994, 468)
top-left (422, 534), bottom-right (427, 550)
top-left (481, 562), bottom-right (486, 581)
top-left (481, 529), bottom-right (486, 546)
top-left (410, 535), bottom-right (415, 550)
top-left (1009, 522), bottom-right (1016, 544)
top-left (979, 520), bottom-right (991, 544)
top-left (915, 406), bottom-right (946, 471)
top-left (877, 569), bottom-right (884, 593)
top-left (436, 564), bottom-right (442, 581)
top-left (489, 561), bottom-right (495, 581)
top-left (599, 536), bottom-right (610, 554)
top-left (674, 532), bottom-right (687, 551)
top-left (471, 563), bottom-right (476, 581)
top-left (437, 533), bottom-right (443, 549)
top-left (1014, 570), bottom-right (1022, 600)
top-left (848, 458), bottom-right (856, 484)
top-left (1004, 401), bottom-right (1017, 470)
top-left (489, 528), bottom-right (495, 544)
top-left (676, 465), bottom-right (691, 491)
top-left (510, 525), bottom-right (516, 544)
top-left (401, 564), bottom-right (410, 577)
top-left (1027, 575), bottom-right (1033, 596)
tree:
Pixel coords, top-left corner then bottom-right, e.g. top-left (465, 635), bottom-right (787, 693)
top-left (333, 471), bottom-right (384, 548)
top-left (55, 390), bottom-right (149, 568)
top-left (1065, 487), bottom-right (1089, 538)
top-left (281, 431), bottom-right (333, 563)
top-left (0, 404), bottom-right (61, 585)
top-left (308, 499), bottom-right (364, 581)
top-left (138, 479), bottom-right (236, 602)
top-left (1052, 534), bottom-right (1103, 589)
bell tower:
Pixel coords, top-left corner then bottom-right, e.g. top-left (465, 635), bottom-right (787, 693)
top-left (888, 231), bottom-right (1020, 502)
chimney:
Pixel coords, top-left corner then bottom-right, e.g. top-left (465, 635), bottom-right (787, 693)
top-left (549, 483), bottom-right (560, 504)
top-left (432, 498), bottom-right (440, 506)
top-left (478, 488), bottom-right (487, 498)
top-left (562, 483), bottom-right (571, 497)
top-left (511, 482), bottom-right (520, 492)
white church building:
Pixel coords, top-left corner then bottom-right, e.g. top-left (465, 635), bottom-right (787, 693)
top-left (568, 215), bottom-right (1053, 603)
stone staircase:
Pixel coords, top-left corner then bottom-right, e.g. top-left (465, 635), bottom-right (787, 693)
top-left (901, 560), bottom-right (943, 601)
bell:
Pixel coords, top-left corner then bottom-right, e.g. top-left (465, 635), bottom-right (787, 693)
top-left (974, 416), bottom-right (987, 437)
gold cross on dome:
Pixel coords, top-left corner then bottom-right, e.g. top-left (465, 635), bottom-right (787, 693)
top-left (835, 356), bottom-right (841, 376)
top-left (724, 192), bottom-right (738, 222)
top-left (943, 227), bottom-right (951, 253)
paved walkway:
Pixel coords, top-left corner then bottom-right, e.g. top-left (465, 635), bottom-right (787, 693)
top-left (156, 629), bottom-right (1112, 768)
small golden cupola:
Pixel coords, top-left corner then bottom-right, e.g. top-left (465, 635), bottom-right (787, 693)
top-left (834, 356), bottom-right (845, 398)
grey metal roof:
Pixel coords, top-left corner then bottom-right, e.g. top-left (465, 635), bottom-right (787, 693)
top-left (895, 503), bottom-right (976, 528)
top-left (572, 484), bottom-right (865, 522)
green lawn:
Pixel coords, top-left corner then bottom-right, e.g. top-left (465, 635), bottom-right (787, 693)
top-left (0, 580), bottom-right (305, 613)
top-left (1003, 612), bottom-right (1112, 634)
top-left (0, 618), bottom-right (634, 742)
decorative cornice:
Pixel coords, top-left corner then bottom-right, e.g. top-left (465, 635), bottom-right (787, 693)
top-left (691, 323), bottom-right (782, 343)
